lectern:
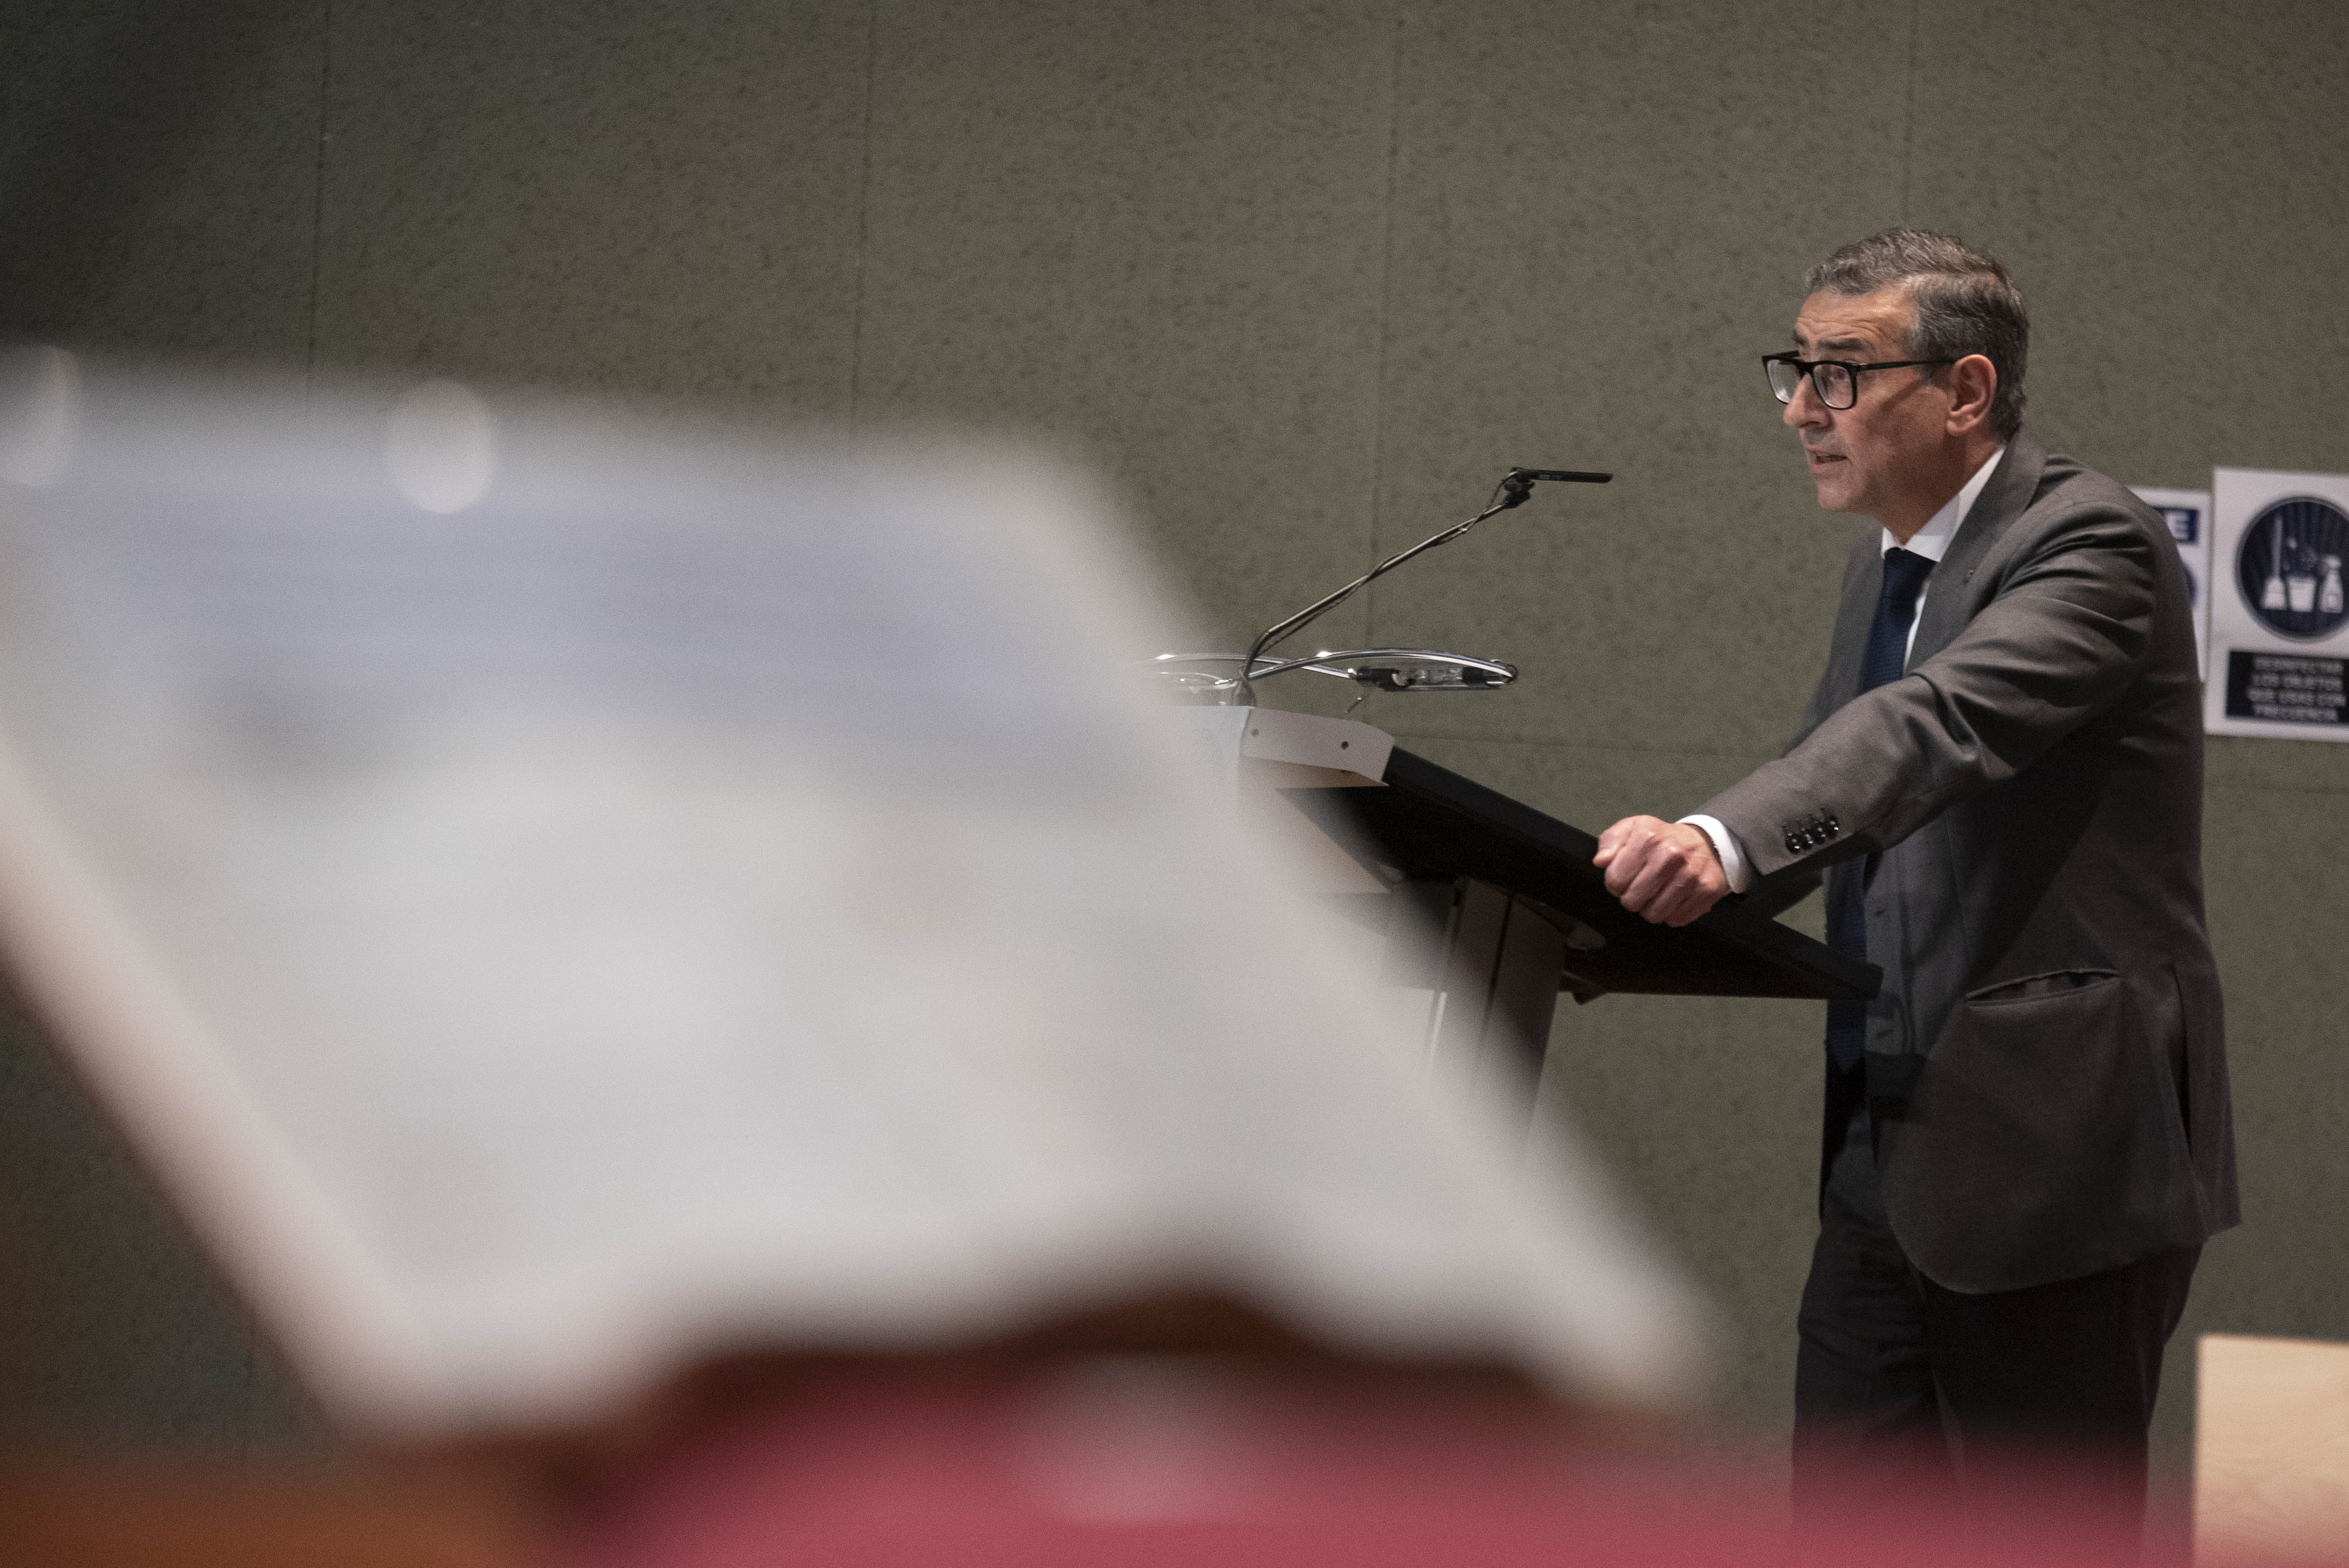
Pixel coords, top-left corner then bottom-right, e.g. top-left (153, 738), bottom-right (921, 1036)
top-left (1184, 706), bottom-right (1879, 1117)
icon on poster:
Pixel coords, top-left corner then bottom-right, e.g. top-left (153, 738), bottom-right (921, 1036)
top-left (2160, 507), bottom-right (2204, 608)
top-left (2235, 496), bottom-right (2349, 641)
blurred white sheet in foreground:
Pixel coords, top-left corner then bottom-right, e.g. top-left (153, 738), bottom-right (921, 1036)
top-left (0, 351), bottom-right (1706, 1439)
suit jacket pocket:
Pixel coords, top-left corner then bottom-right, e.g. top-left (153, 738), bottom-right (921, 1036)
top-left (1881, 971), bottom-right (2192, 1292)
top-left (1964, 967), bottom-right (2120, 1004)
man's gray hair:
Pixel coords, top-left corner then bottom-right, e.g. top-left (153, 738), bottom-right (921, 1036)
top-left (1806, 229), bottom-right (2028, 440)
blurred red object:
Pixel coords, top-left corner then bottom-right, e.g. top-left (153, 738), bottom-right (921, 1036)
top-left (555, 1357), bottom-right (2195, 1568)
top-left (2, 1353), bottom-right (2259, 1568)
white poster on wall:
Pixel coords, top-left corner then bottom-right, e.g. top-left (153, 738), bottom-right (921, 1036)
top-left (2205, 468), bottom-right (2349, 741)
top-left (2132, 486), bottom-right (2211, 678)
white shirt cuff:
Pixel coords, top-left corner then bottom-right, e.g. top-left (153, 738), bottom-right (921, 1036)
top-left (1677, 814), bottom-right (1752, 894)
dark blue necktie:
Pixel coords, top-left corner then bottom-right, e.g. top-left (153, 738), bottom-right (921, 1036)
top-left (1824, 546), bottom-right (1935, 1072)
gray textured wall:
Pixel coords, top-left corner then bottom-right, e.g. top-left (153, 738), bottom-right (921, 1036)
top-left (3, 0), bottom-right (2345, 1487)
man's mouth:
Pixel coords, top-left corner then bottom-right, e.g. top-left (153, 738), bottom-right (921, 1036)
top-left (1805, 447), bottom-right (1846, 468)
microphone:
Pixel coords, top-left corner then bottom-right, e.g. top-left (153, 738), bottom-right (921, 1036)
top-left (1232, 465), bottom-right (1610, 706)
top-left (1497, 466), bottom-right (1612, 508)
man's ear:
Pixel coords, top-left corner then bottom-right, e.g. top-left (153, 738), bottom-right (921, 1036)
top-left (1945, 354), bottom-right (1997, 436)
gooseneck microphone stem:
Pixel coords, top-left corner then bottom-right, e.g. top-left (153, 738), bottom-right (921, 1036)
top-left (1230, 466), bottom-right (1609, 707)
top-left (1232, 492), bottom-right (1511, 707)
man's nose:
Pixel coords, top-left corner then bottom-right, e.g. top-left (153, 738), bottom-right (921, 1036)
top-left (1782, 379), bottom-right (1829, 430)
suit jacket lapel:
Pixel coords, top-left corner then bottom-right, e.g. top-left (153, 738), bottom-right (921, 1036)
top-left (1910, 430), bottom-right (2049, 664)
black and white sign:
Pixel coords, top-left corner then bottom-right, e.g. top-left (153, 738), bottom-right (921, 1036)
top-left (2223, 650), bottom-right (2349, 727)
top-left (2207, 468), bottom-right (2349, 741)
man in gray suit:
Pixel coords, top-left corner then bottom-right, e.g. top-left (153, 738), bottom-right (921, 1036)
top-left (1593, 230), bottom-right (2237, 1528)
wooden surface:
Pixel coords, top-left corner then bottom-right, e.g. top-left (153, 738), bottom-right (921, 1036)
top-left (0, 1456), bottom-right (534, 1568)
top-left (2195, 1331), bottom-right (2349, 1563)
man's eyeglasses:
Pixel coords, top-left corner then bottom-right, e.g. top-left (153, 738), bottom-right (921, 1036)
top-left (1763, 353), bottom-right (1951, 410)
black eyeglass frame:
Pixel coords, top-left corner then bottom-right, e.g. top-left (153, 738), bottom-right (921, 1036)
top-left (1762, 352), bottom-right (1953, 410)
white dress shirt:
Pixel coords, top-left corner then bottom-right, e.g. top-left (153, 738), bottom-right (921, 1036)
top-left (1681, 445), bottom-right (2006, 894)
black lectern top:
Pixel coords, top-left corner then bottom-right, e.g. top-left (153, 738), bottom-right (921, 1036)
top-left (1290, 748), bottom-right (1879, 1003)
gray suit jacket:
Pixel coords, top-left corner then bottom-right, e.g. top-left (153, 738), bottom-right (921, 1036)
top-left (1702, 429), bottom-right (2239, 1293)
